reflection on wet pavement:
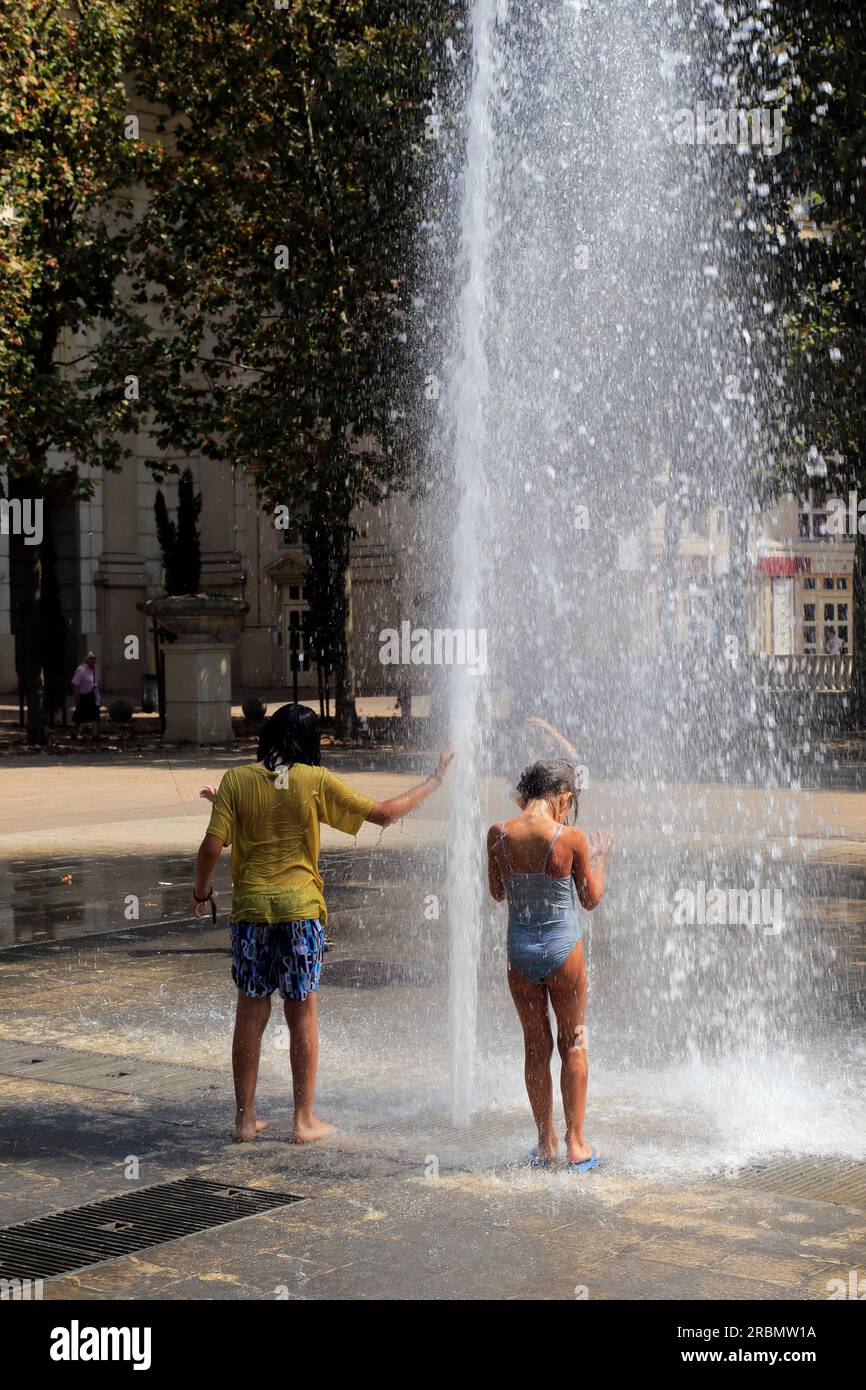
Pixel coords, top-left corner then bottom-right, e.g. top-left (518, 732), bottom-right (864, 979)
top-left (0, 852), bottom-right (210, 946)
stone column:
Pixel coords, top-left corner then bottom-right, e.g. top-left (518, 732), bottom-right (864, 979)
top-left (94, 460), bottom-right (148, 697)
top-left (198, 460), bottom-right (244, 595)
top-left (197, 460), bottom-right (245, 695)
top-left (162, 639), bottom-right (234, 744)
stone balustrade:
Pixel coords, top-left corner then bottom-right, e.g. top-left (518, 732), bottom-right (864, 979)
top-left (751, 654), bottom-right (853, 693)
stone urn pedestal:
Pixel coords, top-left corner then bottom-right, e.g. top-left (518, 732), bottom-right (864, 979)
top-left (143, 595), bottom-right (249, 745)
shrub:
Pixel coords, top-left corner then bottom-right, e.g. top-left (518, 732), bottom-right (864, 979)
top-left (108, 698), bottom-right (135, 724)
top-left (242, 697), bottom-right (267, 723)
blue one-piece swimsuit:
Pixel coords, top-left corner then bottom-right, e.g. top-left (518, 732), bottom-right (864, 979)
top-left (499, 823), bottom-right (582, 983)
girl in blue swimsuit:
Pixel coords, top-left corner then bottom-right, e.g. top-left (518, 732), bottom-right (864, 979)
top-left (487, 760), bottom-right (613, 1171)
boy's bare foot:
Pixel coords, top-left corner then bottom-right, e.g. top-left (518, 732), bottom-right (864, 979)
top-left (233, 1116), bottom-right (270, 1143)
top-left (565, 1133), bottom-right (599, 1165)
top-left (292, 1115), bottom-right (336, 1143)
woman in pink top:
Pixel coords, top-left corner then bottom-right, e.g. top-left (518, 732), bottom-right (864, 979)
top-left (71, 652), bottom-right (101, 737)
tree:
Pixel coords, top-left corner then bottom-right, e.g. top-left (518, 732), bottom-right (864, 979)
top-left (118, 0), bottom-right (459, 734)
top-left (742, 2), bottom-right (866, 720)
top-left (0, 0), bottom-right (148, 741)
top-left (154, 468), bottom-right (202, 595)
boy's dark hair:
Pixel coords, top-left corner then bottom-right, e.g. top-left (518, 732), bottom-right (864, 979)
top-left (516, 760), bottom-right (580, 813)
top-left (257, 703), bottom-right (321, 772)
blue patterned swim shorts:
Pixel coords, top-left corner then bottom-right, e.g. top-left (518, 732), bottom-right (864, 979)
top-left (230, 920), bottom-right (324, 1002)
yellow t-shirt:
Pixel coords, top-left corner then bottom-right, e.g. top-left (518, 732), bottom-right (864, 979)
top-left (205, 762), bottom-right (376, 925)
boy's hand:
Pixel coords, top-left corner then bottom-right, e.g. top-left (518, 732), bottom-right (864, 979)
top-left (434, 744), bottom-right (455, 781)
top-left (199, 787), bottom-right (217, 804)
top-left (190, 889), bottom-right (218, 921)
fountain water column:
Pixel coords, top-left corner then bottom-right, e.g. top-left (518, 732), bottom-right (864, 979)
top-left (445, 0), bottom-right (502, 1127)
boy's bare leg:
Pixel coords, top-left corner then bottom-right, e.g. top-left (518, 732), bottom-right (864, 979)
top-left (232, 991), bottom-right (272, 1140)
top-left (284, 993), bottom-right (334, 1142)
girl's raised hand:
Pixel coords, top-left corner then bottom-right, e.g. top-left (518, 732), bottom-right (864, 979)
top-left (588, 830), bottom-right (614, 862)
top-left (199, 787), bottom-right (217, 804)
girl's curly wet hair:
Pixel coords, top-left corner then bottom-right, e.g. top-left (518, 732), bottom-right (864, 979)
top-left (516, 760), bottom-right (580, 815)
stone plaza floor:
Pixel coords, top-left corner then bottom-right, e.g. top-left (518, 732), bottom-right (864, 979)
top-left (0, 749), bottom-right (865, 1301)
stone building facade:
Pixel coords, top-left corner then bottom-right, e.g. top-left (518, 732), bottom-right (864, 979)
top-left (0, 457), bottom-right (423, 704)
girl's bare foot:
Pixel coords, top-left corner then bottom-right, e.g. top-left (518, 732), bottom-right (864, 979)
top-left (565, 1133), bottom-right (599, 1164)
top-left (292, 1115), bottom-right (336, 1143)
top-left (233, 1115), bottom-right (269, 1143)
top-left (536, 1130), bottom-right (558, 1163)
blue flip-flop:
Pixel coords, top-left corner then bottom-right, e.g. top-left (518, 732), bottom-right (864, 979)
top-left (529, 1146), bottom-right (553, 1169)
top-left (567, 1146), bottom-right (604, 1174)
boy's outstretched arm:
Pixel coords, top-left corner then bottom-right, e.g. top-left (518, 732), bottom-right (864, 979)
top-left (366, 746), bottom-right (454, 827)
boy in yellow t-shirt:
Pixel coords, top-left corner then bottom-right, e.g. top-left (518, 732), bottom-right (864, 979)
top-left (192, 702), bottom-right (452, 1143)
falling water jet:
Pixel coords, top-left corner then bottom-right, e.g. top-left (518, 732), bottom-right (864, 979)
top-left (444, 0), bottom-right (501, 1127)
top-left (432, 0), bottom-right (866, 1160)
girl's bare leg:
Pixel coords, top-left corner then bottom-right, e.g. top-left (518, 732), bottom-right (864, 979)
top-left (232, 991), bottom-right (272, 1140)
top-left (547, 941), bottom-right (593, 1163)
top-left (507, 966), bottom-right (557, 1160)
top-left (283, 993), bottom-right (335, 1142)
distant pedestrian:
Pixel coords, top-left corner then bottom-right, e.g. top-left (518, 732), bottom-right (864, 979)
top-left (394, 680), bottom-right (413, 717)
top-left (71, 651), bottom-right (101, 738)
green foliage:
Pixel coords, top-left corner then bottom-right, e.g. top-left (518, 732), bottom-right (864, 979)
top-left (119, 1), bottom-right (456, 491)
top-left (744, 1), bottom-right (866, 490)
top-left (117, 0), bottom-right (461, 727)
top-left (154, 467), bottom-right (203, 594)
top-left (0, 0), bottom-right (152, 491)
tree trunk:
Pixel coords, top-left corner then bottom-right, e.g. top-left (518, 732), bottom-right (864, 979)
top-left (851, 526), bottom-right (866, 731)
top-left (10, 474), bottom-right (48, 745)
top-left (333, 517), bottom-right (357, 740)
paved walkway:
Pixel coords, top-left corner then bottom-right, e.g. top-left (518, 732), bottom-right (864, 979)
top-left (2, 749), bottom-right (866, 866)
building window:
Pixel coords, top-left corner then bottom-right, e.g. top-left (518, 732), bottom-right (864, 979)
top-left (683, 511), bottom-right (709, 538)
top-left (799, 575), bottom-right (852, 654)
top-left (798, 492), bottom-right (829, 540)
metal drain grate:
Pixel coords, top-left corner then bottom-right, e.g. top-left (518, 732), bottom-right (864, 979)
top-left (737, 1157), bottom-right (866, 1212)
top-left (0, 1178), bottom-right (305, 1281)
